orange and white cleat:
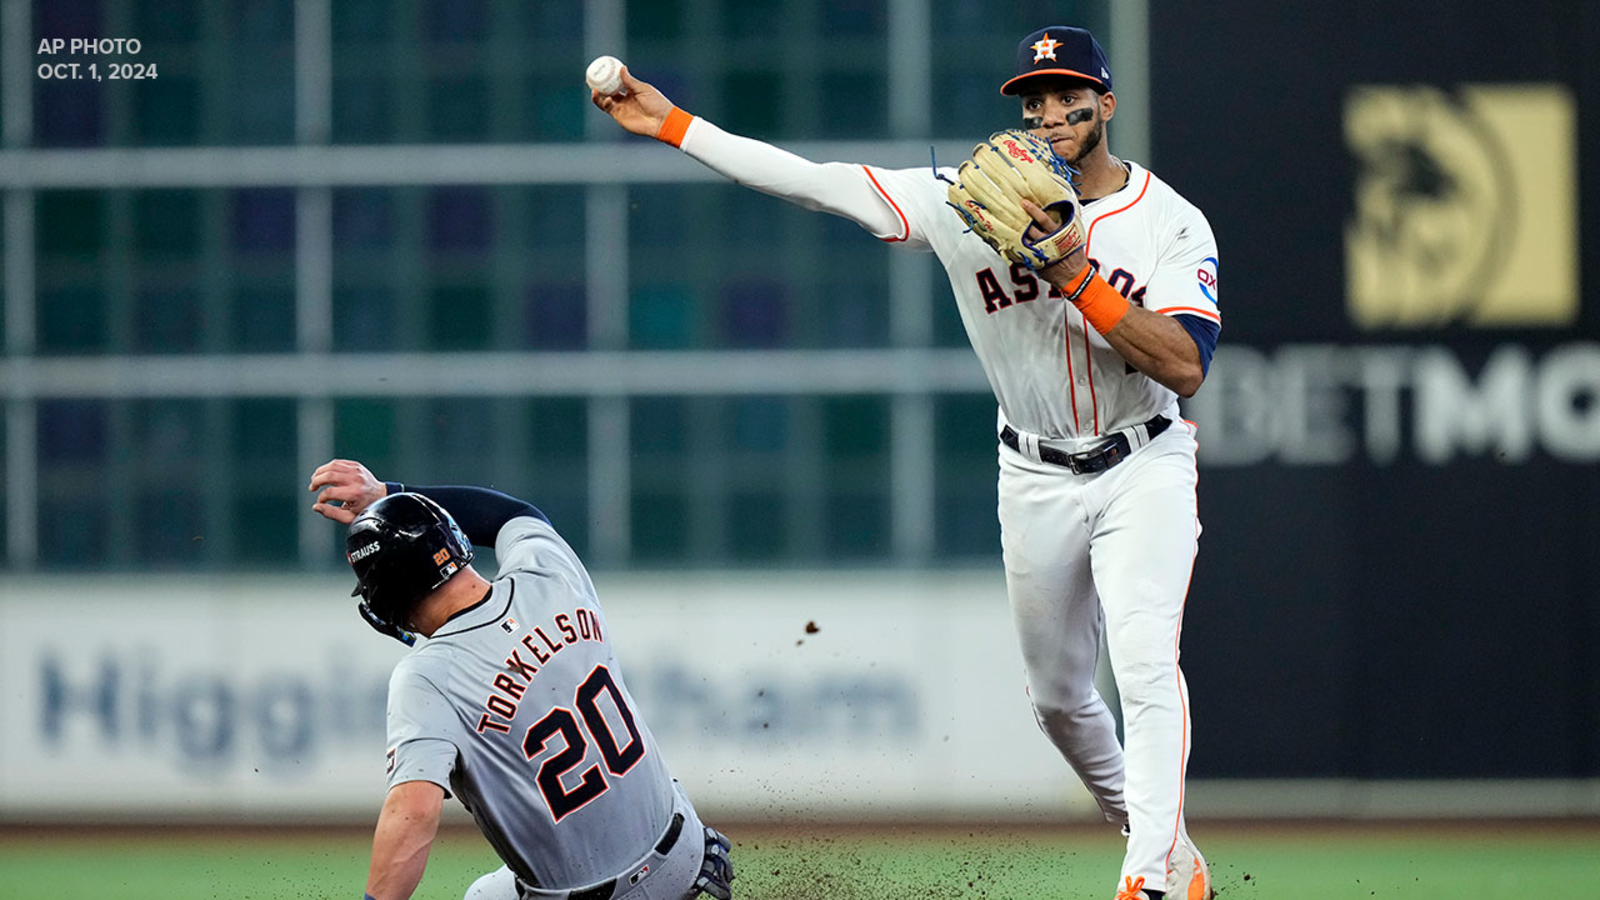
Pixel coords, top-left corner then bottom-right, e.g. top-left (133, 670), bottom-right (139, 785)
top-left (1167, 835), bottom-right (1215, 900)
top-left (1114, 875), bottom-right (1151, 899)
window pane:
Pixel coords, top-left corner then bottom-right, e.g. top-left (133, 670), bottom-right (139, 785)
top-left (728, 492), bottom-right (784, 560)
top-left (233, 398), bottom-right (300, 566)
top-left (935, 395), bottom-right (1001, 559)
top-left (335, 399), bottom-right (399, 476)
top-left (630, 397), bottom-right (689, 562)
top-left (37, 400), bottom-right (112, 569)
top-left (34, 2), bottom-right (105, 146)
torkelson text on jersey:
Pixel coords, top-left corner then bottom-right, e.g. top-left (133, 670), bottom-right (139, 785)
top-left (475, 607), bottom-right (605, 735)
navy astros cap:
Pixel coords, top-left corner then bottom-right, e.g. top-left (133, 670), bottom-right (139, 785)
top-left (1000, 26), bottom-right (1112, 96)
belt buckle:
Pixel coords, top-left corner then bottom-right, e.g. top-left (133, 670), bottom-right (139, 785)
top-left (1066, 434), bottom-right (1129, 474)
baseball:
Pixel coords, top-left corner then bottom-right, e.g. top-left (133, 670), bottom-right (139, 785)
top-left (586, 55), bottom-right (624, 95)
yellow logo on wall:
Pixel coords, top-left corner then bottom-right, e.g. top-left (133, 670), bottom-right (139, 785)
top-left (1344, 84), bottom-right (1578, 328)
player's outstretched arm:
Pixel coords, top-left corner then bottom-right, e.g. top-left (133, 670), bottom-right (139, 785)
top-left (589, 63), bottom-right (905, 238)
top-left (364, 780), bottom-right (444, 900)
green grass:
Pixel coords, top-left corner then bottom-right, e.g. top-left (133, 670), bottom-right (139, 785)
top-left (1, 823), bottom-right (1595, 899)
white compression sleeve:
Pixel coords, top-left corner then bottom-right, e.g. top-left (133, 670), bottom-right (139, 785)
top-left (678, 117), bottom-right (906, 240)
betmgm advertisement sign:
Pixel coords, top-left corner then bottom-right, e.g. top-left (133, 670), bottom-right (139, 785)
top-left (1189, 82), bottom-right (1595, 468)
top-left (1344, 84), bottom-right (1577, 329)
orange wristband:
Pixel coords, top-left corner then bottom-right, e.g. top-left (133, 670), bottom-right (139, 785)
top-left (655, 106), bottom-right (693, 148)
top-left (1064, 268), bottom-right (1131, 334)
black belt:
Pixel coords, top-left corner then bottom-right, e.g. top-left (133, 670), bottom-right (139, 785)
top-left (543, 812), bottom-right (685, 900)
top-left (1000, 415), bottom-right (1171, 475)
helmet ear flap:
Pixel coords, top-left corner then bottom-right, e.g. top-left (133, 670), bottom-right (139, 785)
top-left (358, 599), bottom-right (417, 646)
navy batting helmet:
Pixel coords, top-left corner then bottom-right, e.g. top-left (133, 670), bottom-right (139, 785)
top-left (345, 492), bottom-right (474, 644)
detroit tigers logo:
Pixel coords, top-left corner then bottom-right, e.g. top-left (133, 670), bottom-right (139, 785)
top-left (1032, 34), bottom-right (1061, 63)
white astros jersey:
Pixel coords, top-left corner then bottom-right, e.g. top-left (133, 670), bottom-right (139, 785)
top-left (864, 161), bottom-right (1220, 440)
top-left (384, 516), bottom-right (675, 890)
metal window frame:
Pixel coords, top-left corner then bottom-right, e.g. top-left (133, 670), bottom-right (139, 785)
top-left (0, 0), bottom-right (1143, 570)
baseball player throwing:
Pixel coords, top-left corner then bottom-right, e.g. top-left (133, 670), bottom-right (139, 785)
top-left (593, 25), bottom-right (1217, 900)
top-left (309, 459), bottom-right (734, 900)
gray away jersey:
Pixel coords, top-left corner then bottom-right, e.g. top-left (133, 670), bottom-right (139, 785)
top-left (384, 516), bottom-right (677, 890)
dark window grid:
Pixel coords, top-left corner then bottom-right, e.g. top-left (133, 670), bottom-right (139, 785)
top-left (390, 191), bottom-right (432, 350)
top-left (334, 397), bottom-right (402, 478)
top-left (127, 0), bottom-right (198, 43)
top-left (489, 192), bottom-right (541, 350)
top-left (36, 478), bottom-right (116, 570)
top-left (226, 0), bottom-right (296, 44)
top-left (96, 400), bottom-right (144, 566)
top-left (724, 490), bottom-right (787, 562)
top-left (625, 0), bottom-right (683, 42)
top-left (96, 5), bottom-right (234, 146)
top-left (34, 283), bottom-right (109, 355)
top-left (387, 11), bottom-right (432, 143)
top-left (199, 397), bottom-right (242, 564)
top-left (522, 396), bottom-right (589, 463)
top-left (147, 191), bottom-right (245, 354)
top-left (628, 488), bottom-right (690, 565)
top-left (231, 491), bottom-right (300, 567)
top-left (684, 398), bottom-right (733, 561)
top-left (232, 397), bottom-right (300, 464)
top-left (788, 222), bottom-right (891, 348)
top-left (933, 394), bottom-right (1003, 560)
top-left (487, 48), bottom-right (587, 143)
top-left (393, 397), bottom-right (451, 486)
top-left (0, 408), bottom-right (5, 547)
top-left (778, 396), bottom-right (829, 559)
top-left (331, 0), bottom-right (395, 42)
top-left (416, 397), bottom-right (499, 483)
top-left (34, 257), bottom-right (108, 285)
top-left (100, 192), bottom-right (139, 354)
top-left (825, 459), bottom-right (892, 497)
top-left (33, 190), bottom-right (238, 356)
top-left (929, 0), bottom-right (1109, 41)
top-left (824, 488), bottom-right (891, 558)
top-left (934, 486), bottom-right (1002, 561)
top-left (714, 40), bottom-right (885, 71)
top-left (195, 2), bottom-right (289, 146)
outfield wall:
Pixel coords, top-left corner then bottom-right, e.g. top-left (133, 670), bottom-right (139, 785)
top-left (5, 573), bottom-right (1598, 824)
top-left (0, 572), bottom-right (1100, 823)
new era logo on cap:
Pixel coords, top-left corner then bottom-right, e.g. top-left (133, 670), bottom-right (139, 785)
top-left (1002, 26), bottom-right (1112, 96)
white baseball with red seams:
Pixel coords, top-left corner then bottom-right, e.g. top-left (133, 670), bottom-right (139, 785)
top-left (662, 113), bottom-right (1218, 895)
top-left (585, 55), bottom-right (624, 95)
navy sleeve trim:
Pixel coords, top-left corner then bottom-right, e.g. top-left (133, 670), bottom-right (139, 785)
top-left (402, 485), bottom-right (548, 547)
top-left (1173, 313), bottom-right (1220, 377)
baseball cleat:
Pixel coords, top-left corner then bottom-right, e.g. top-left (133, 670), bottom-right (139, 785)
top-left (1166, 834), bottom-right (1214, 900)
top-left (1114, 875), bottom-right (1152, 899)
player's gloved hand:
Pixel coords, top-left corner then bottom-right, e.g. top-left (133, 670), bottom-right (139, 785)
top-left (946, 129), bottom-right (1087, 270)
top-left (692, 826), bottom-right (734, 900)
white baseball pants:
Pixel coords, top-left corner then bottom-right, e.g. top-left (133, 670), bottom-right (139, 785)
top-left (998, 421), bottom-right (1200, 893)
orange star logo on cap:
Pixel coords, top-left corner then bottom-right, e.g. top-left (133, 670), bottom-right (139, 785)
top-left (1032, 34), bottom-right (1061, 63)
